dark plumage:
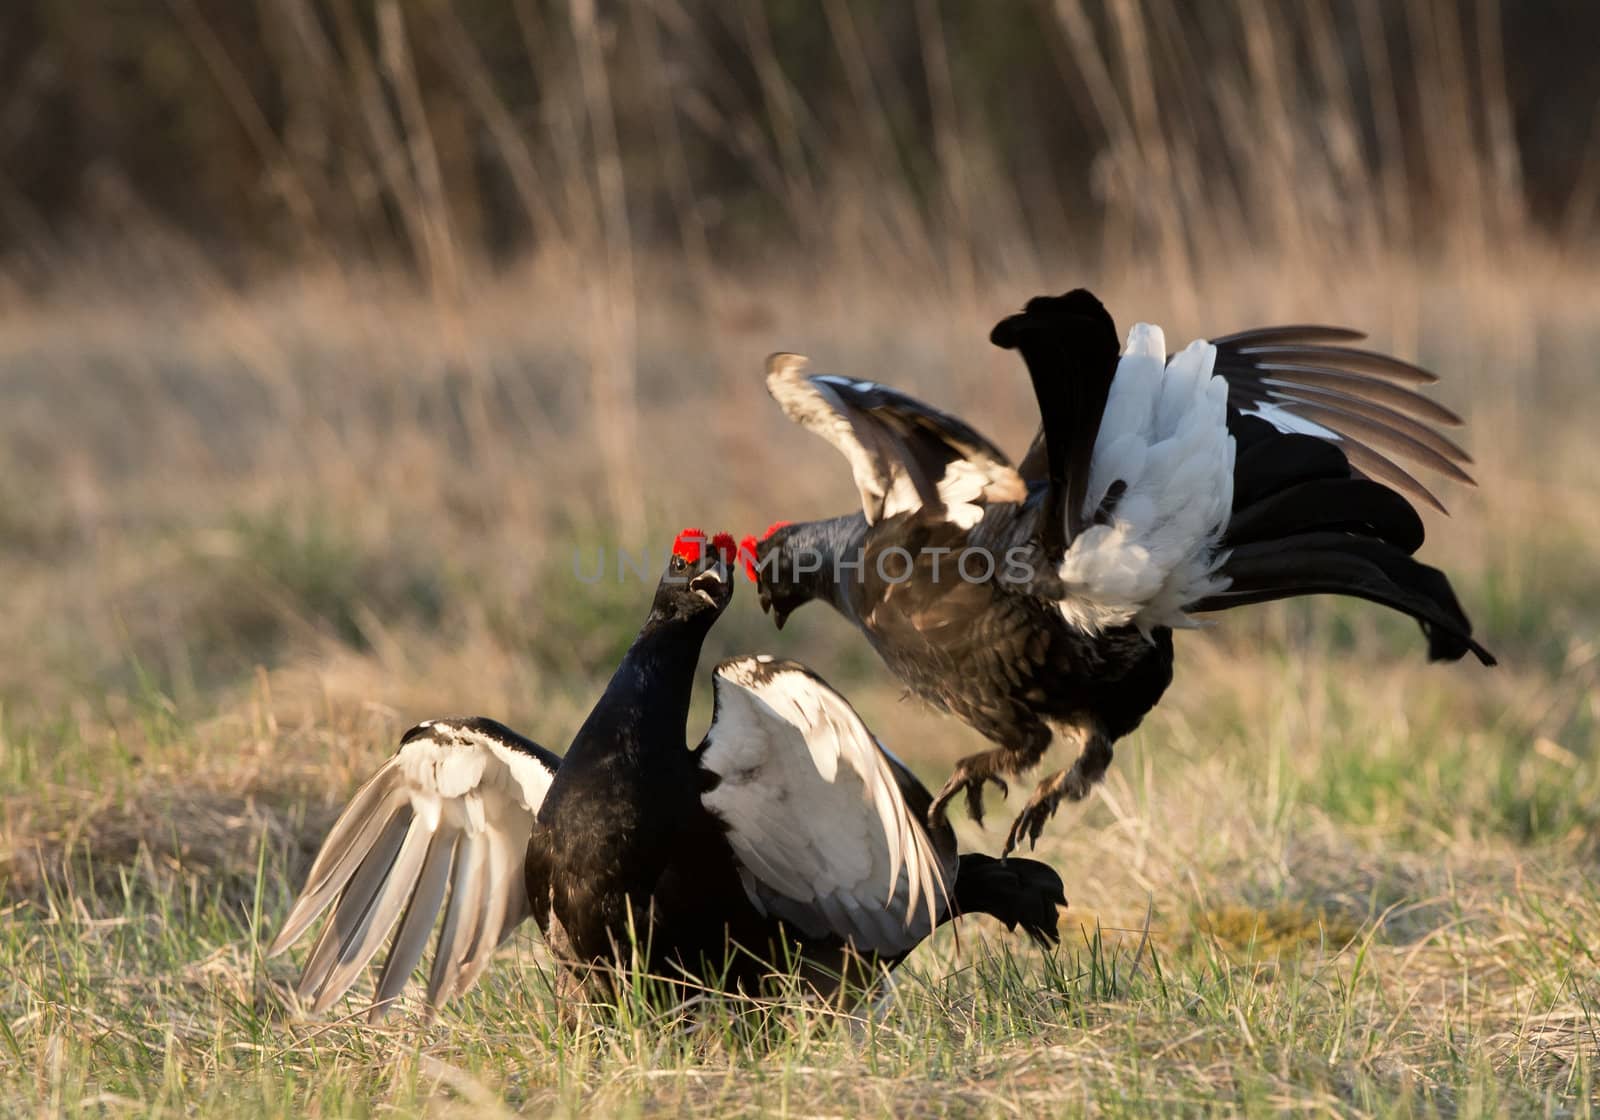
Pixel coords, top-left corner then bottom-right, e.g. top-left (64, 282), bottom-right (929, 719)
top-left (745, 290), bottom-right (1494, 855)
top-left (269, 530), bottom-right (1066, 1019)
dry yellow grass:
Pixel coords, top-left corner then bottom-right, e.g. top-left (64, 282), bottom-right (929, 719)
top-left (2, 1), bottom-right (1598, 1113)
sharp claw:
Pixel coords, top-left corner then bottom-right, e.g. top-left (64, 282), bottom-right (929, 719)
top-left (933, 766), bottom-right (1012, 830)
top-left (1001, 811), bottom-right (1025, 858)
top-left (1004, 779), bottom-right (1066, 856)
top-left (964, 780), bottom-right (987, 827)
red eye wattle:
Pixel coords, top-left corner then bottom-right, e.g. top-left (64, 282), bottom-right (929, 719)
top-left (738, 535), bottom-right (760, 583)
top-left (671, 528), bottom-right (707, 564)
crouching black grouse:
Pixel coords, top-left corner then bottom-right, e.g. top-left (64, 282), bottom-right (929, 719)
top-left (268, 529), bottom-right (1065, 1019)
top-left (742, 290), bottom-right (1495, 855)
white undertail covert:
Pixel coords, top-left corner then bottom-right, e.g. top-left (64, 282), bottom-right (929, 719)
top-left (1054, 324), bottom-right (1235, 633)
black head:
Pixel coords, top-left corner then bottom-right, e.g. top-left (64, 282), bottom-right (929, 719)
top-left (739, 521), bottom-right (812, 630)
top-left (989, 288), bottom-right (1119, 365)
top-left (649, 528), bottom-right (736, 625)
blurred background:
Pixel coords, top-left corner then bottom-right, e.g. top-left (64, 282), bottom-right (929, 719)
top-left (1, 0), bottom-right (1598, 1091)
top-left (1, 0), bottom-right (1594, 705)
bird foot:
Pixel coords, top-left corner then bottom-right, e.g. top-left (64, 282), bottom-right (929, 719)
top-left (1002, 768), bottom-right (1093, 855)
top-left (928, 755), bottom-right (1011, 829)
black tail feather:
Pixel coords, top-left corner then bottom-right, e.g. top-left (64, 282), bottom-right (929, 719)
top-left (1230, 427), bottom-right (1350, 509)
top-left (952, 853), bottom-right (1067, 947)
top-left (1225, 478), bottom-right (1426, 554)
top-left (1197, 534), bottom-right (1495, 665)
top-left (991, 290), bottom-right (1120, 558)
top-left (1196, 416), bottom-right (1494, 665)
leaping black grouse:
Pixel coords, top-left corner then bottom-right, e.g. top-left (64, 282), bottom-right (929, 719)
top-left (268, 529), bottom-right (1065, 1019)
top-left (741, 290), bottom-right (1495, 855)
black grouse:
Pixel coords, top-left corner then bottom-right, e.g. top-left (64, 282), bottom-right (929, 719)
top-left (741, 290), bottom-right (1495, 855)
top-left (268, 529), bottom-right (1065, 1019)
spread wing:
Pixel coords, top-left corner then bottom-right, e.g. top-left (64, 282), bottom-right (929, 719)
top-left (1019, 325), bottom-right (1474, 513)
top-left (698, 656), bottom-right (955, 955)
top-left (766, 352), bottom-right (1025, 529)
top-left (267, 717), bottom-right (558, 1021)
top-left (1207, 325), bottom-right (1474, 512)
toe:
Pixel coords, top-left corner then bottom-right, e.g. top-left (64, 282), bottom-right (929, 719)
top-left (1028, 810), bottom-right (1047, 849)
top-left (1002, 812), bottom-right (1028, 857)
top-left (964, 780), bottom-right (987, 827)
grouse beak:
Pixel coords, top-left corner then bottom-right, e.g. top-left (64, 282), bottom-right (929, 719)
top-left (756, 584), bottom-right (789, 629)
top-left (689, 567), bottom-right (725, 605)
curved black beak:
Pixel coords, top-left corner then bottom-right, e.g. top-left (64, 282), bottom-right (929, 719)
top-left (756, 583), bottom-right (789, 629)
top-left (689, 560), bottom-right (732, 610)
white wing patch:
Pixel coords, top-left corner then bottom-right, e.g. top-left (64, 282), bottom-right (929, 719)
top-left (267, 718), bottom-right (556, 1020)
top-left (931, 457), bottom-right (1005, 529)
top-left (1242, 399), bottom-right (1340, 440)
top-left (699, 656), bottom-right (954, 955)
top-left (1055, 324), bottom-right (1235, 632)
